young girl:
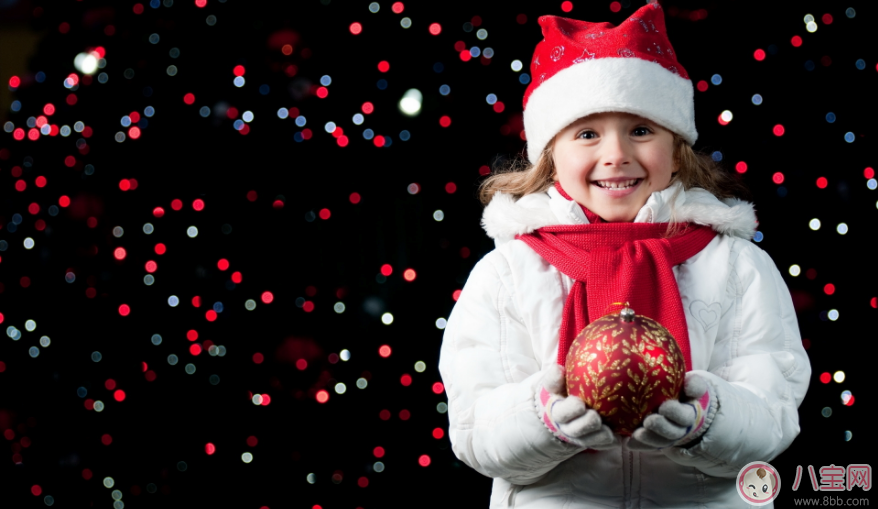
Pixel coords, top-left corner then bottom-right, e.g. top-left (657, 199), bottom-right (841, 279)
top-left (438, 4), bottom-right (810, 508)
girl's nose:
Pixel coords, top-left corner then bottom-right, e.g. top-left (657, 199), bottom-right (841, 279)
top-left (600, 133), bottom-right (631, 168)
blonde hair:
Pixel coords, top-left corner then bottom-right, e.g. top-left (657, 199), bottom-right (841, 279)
top-left (478, 133), bottom-right (750, 206)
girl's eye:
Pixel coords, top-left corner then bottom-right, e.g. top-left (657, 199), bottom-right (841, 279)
top-left (762, 484), bottom-right (769, 493)
top-left (632, 126), bottom-right (652, 136)
top-left (748, 485), bottom-right (756, 490)
top-left (578, 130), bottom-right (597, 140)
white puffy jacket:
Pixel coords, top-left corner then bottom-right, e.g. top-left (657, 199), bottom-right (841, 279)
top-left (438, 183), bottom-right (810, 508)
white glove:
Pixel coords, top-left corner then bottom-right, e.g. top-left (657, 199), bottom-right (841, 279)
top-left (627, 372), bottom-right (717, 451)
top-left (534, 364), bottom-right (620, 450)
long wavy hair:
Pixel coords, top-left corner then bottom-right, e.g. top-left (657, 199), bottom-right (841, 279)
top-left (478, 133), bottom-right (750, 206)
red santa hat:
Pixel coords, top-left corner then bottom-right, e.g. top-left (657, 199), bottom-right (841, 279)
top-left (523, 2), bottom-right (696, 164)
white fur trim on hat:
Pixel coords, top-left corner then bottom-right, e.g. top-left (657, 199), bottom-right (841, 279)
top-left (523, 57), bottom-right (697, 164)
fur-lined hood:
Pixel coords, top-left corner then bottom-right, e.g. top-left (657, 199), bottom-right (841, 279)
top-left (481, 182), bottom-right (757, 241)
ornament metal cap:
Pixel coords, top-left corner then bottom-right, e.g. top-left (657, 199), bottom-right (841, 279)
top-left (620, 306), bottom-right (635, 322)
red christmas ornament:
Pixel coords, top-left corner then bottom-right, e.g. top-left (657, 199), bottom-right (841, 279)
top-left (565, 306), bottom-right (685, 436)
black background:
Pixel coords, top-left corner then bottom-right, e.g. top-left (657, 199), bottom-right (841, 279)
top-left (0, 0), bottom-right (874, 507)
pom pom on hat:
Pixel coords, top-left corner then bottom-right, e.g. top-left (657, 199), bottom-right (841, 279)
top-left (523, 2), bottom-right (697, 164)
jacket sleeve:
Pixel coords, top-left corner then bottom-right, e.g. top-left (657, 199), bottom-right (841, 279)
top-left (438, 251), bottom-right (582, 485)
top-left (663, 240), bottom-right (811, 477)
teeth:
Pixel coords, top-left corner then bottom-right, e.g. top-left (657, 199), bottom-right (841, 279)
top-left (595, 179), bottom-right (638, 189)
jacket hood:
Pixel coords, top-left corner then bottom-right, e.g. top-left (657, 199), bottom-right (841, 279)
top-left (481, 182), bottom-right (757, 241)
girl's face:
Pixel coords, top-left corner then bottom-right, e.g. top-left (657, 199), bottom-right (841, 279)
top-left (552, 112), bottom-right (676, 222)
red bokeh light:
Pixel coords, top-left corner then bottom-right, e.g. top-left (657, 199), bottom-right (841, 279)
top-left (349, 192), bottom-right (361, 204)
top-left (400, 374), bottom-right (412, 386)
top-left (429, 23), bottom-right (442, 35)
top-left (145, 260), bottom-right (157, 273)
top-left (205, 443), bottom-right (216, 455)
top-left (171, 199), bottom-right (183, 211)
top-left (114, 389), bottom-right (126, 402)
top-left (819, 372), bottom-right (831, 384)
top-left (439, 116), bottom-right (452, 127)
top-left (479, 165), bottom-right (491, 176)
top-left (231, 271), bottom-right (242, 283)
top-left (696, 80), bottom-right (709, 92)
top-left (403, 269), bottom-right (416, 281)
top-left (43, 103), bottom-right (55, 115)
top-left (101, 434), bottom-right (113, 446)
top-left (119, 304), bottom-right (131, 316)
top-left (192, 296), bottom-right (202, 307)
top-left (233, 65), bottom-right (246, 77)
top-left (319, 208), bottom-right (331, 220)
top-left (195, 0), bottom-right (208, 7)
top-left (302, 301), bottom-right (315, 313)
top-left (735, 161), bottom-right (748, 174)
top-left (362, 102), bottom-right (374, 114)
top-left (193, 199), bottom-right (205, 211)
top-left (246, 190), bottom-right (257, 202)
top-left (31, 485), bottom-right (42, 496)
top-left (753, 49), bottom-right (766, 61)
top-left (190, 344), bottom-right (202, 356)
top-left (824, 283), bottom-right (836, 295)
top-left (609, 2), bottom-right (620, 13)
top-left (845, 395), bottom-right (855, 406)
top-left (67, 94), bottom-right (77, 105)
top-left (187, 330), bottom-right (199, 341)
top-left (253, 352), bottom-right (264, 364)
top-left (822, 13), bottom-right (833, 25)
top-left (119, 179), bottom-right (132, 191)
top-left (247, 435), bottom-right (258, 447)
top-left (155, 243), bottom-right (167, 255)
top-left (35, 176), bottom-right (47, 187)
top-left (373, 446), bottom-right (385, 458)
top-left (493, 101), bottom-right (505, 113)
top-left (205, 310), bottom-right (217, 322)
top-left (717, 114), bottom-right (729, 126)
top-left (377, 61), bottom-right (390, 72)
top-left (217, 258), bottom-right (230, 270)
top-left (772, 124), bottom-right (785, 136)
top-left (791, 35), bottom-right (803, 47)
top-left (9, 76), bottom-right (21, 88)
top-left (432, 382), bottom-right (445, 394)
top-left (316, 390), bottom-right (330, 403)
top-left (399, 409), bottom-right (411, 420)
top-left (459, 50), bottom-right (472, 62)
top-left (316, 86), bottom-right (328, 98)
top-left (445, 182), bottom-right (457, 194)
top-left (380, 264), bottom-right (393, 276)
top-left (296, 359), bottom-right (308, 370)
top-left (350, 22), bottom-right (363, 35)
top-left (561, 1), bottom-right (574, 13)
top-left (816, 177), bottom-right (828, 189)
top-left (82, 468), bottom-right (93, 480)
top-left (183, 93), bottom-right (195, 105)
top-left (392, 2), bottom-right (404, 13)
top-left (432, 428), bottom-right (445, 439)
top-left (153, 207), bottom-right (165, 217)
top-left (378, 345), bottom-right (392, 358)
top-left (865, 167), bottom-right (875, 179)
top-left (64, 155), bottom-right (76, 167)
top-left (261, 291), bottom-right (274, 304)
top-left (105, 379), bottom-right (117, 390)
top-left (772, 172), bottom-right (785, 185)
top-left (418, 454), bottom-right (431, 467)
top-left (452, 289), bottom-right (462, 301)
top-left (358, 477), bottom-right (369, 488)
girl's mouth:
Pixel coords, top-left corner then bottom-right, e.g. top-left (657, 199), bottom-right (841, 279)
top-left (590, 178), bottom-right (643, 197)
top-left (592, 178), bottom-right (642, 189)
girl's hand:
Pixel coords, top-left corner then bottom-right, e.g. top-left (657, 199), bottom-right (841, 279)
top-left (627, 372), bottom-right (717, 450)
top-left (535, 364), bottom-right (620, 450)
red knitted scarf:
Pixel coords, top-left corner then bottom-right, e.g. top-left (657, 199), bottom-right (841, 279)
top-left (518, 184), bottom-right (717, 371)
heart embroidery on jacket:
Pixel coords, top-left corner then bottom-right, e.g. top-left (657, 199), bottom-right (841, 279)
top-left (689, 300), bottom-right (722, 331)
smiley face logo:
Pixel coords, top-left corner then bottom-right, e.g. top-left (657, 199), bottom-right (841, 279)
top-left (736, 462), bottom-right (781, 506)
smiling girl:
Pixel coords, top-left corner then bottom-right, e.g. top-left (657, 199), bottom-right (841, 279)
top-left (439, 3), bottom-right (809, 508)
